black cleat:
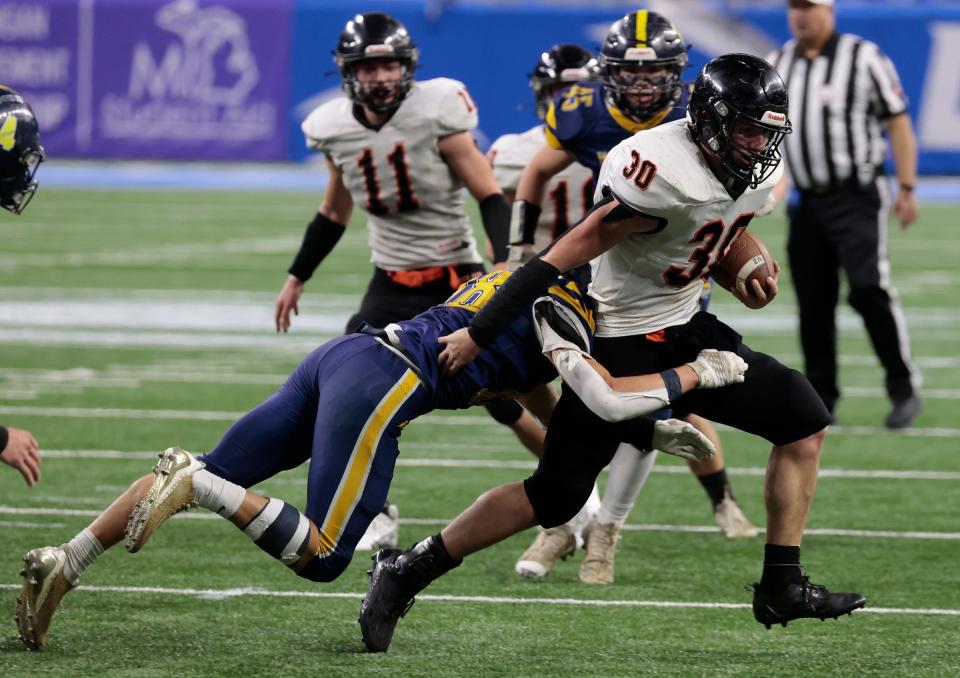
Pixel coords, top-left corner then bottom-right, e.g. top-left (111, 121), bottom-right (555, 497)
top-left (750, 577), bottom-right (865, 629)
top-left (885, 395), bottom-right (922, 430)
top-left (359, 549), bottom-right (420, 653)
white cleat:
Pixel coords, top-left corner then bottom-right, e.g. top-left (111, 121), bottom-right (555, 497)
top-left (15, 546), bottom-right (75, 651)
top-left (713, 497), bottom-right (759, 538)
top-left (515, 525), bottom-right (576, 579)
top-left (356, 504), bottom-right (400, 551)
top-left (579, 520), bottom-right (621, 585)
top-left (125, 447), bottom-right (204, 553)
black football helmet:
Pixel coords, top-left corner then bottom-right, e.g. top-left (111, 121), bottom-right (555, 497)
top-left (687, 54), bottom-right (791, 188)
top-left (0, 86), bottom-right (43, 215)
top-left (334, 12), bottom-right (419, 113)
top-left (529, 44), bottom-right (598, 120)
top-left (598, 10), bottom-right (688, 121)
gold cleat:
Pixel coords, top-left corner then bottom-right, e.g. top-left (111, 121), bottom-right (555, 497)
top-left (713, 497), bottom-right (758, 538)
top-left (578, 520), bottom-right (621, 585)
top-left (15, 546), bottom-right (75, 651)
top-left (514, 525), bottom-right (576, 579)
top-left (125, 447), bottom-right (204, 553)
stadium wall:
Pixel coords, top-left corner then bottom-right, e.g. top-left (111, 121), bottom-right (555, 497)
top-left (3, 0), bottom-right (959, 173)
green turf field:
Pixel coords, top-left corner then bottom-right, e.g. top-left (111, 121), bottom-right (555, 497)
top-left (1, 189), bottom-right (958, 676)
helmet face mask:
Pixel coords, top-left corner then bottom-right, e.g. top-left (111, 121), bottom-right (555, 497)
top-left (598, 11), bottom-right (688, 121)
top-left (334, 13), bottom-right (419, 114)
top-left (529, 44), bottom-right (598, 119)
top-left (0, 87), bottom-right (44, 215)
top-left (687, 54), bottom-right (791, 188)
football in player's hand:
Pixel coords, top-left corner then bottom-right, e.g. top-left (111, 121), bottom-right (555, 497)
top-left (711, 230), bottom-right (773, 293)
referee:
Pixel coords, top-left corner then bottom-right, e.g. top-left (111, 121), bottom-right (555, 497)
top-left (767, 0), bottom-right (922, 429)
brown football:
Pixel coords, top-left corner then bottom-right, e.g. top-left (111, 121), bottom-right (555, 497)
top-left (711, 230), bottom-right (773, 292)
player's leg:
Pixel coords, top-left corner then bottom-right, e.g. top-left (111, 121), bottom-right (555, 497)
top-left (580, 443), bottom-right (656, 585)
top-left (359, 387), bottom-right (639, 651)
top-left (13, 339), bottom-right (347, 650)
top-left (683, 414), bottom-right (757, 538)
top-left (835, 183), bottom-right (921, 427)
top-left (787, 195), bottom-right (841, 416)
top-left (678, 344), bottom-right (865, 627)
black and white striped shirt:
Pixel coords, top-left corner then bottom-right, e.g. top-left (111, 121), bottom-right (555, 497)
top-left (767, 32), bottom-right (908, 192)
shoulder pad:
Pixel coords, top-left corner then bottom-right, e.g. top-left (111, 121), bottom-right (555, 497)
top-left (544, 81), bottom-right (602, 150)
top-left (418, 78), bottom-right (479, 136)
top-left (301, 97), bottom-right (352, 152)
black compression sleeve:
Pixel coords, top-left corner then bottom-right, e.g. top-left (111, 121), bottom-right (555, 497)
top-left (0, 425), bottom-right (8, 453)
top-left (479, 193), bottom-right (511, 264)
top-left (287, 212), bottom-right (347, 282)
top-left (467, 257), bottom-right (560, 347)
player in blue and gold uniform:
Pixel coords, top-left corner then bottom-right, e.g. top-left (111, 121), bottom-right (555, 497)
top-left (15, 269), bottom-right (748, 650)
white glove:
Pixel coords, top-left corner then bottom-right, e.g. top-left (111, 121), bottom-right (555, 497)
top-left (688, 349), bottom-right (748, 389)
top-left (652, 418), bottom-right (716, 461)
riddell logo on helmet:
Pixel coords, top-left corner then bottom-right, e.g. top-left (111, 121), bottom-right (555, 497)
top-left (761, 111), bottom-right (787, 125)
top-left (623, 47), bottom-right (657, 62)
top-left (560, 67), bottom-right (589, 80)
top-left (365, 44), bottom-right (395, 55)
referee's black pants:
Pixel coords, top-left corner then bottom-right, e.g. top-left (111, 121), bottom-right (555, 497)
top-left (786, 179), bottom-right (919, 413)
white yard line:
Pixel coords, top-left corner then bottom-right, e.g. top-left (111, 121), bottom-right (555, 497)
top-left (3, 405), bottom-right (960, 439)
top-left (36, 449), bottom-right (960, 481)
top-left (1, 506), bottom-right (957, 540)
top-left (0, 582), bottom-right (954, 616)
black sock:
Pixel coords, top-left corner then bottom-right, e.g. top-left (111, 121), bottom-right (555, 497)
top-left (399, 534), bottom-right (462, 584)
top-left (761, 544), bottom-right (803, 588)
top-left (698, 469), bottom-right (733, 507)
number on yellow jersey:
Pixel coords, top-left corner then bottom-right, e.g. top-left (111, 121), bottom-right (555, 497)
top-left (444, 271), bottom-right (511, 313)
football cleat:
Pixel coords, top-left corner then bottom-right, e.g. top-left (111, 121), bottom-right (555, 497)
top-left (713, 497), bottom-right (758, 538)
top-left (750, 577), bottom-right (866, 629)
top-left (356, 504), bottom-right (400, 551)
top-left (125, 447), bottom-right (204, 553)
top-left (578, 520), bottom-right (621, 585)
top-left (359, 549), bottom-right (419, 653)
top-left (15, 546), bottom-right (75, 650)
top-left (515, 525), bottom-right (576, 579)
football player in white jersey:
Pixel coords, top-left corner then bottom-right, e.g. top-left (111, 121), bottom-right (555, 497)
top-left (360, 55), bottom-right (865, 652)
top-left (273, 12), bottom-right (545, 550)
top-left (506, 24), bottom-right (757, 588)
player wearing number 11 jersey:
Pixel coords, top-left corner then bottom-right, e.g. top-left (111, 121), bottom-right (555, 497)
top-left (274, 12), bottom-right (544, 549)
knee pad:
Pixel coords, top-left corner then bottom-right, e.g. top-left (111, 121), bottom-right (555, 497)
top-left (243, 498), bottom-right (311, 566)
top-left (485, 399), bottom-right (524, 426)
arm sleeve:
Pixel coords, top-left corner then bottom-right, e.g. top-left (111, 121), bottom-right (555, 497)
top-left (467, 257), bottom-right (560, 346)
top-left (0, 425), bottom-right (8, 453)
top-left (287, 212), bottom-right (347, 282)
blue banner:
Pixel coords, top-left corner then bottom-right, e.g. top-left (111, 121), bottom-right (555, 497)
top-left (290, 1), bottom-right (960, 175)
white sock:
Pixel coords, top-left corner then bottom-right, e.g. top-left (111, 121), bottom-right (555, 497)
top-left (567, 484), bottom-right (601, 545)
top-left (63, 528), bottom-right (104, 584)
top-left (192, 469), bottom-right (246, 517)
top-left (596, 444), bottom-right (657, 526)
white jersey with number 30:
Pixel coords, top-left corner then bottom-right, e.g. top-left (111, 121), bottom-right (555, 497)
top-left (590, 119), bottom-right (782, 337)
top-left (489, 125), bottom-right (594, 250)
top-left (302, 78), bottom-right (483, 271)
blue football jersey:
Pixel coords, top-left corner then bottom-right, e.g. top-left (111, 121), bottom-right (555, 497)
top-left (392, 267), bottom-right (595, 410)
top-left (544, 80), bottom-right (691, 180)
